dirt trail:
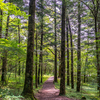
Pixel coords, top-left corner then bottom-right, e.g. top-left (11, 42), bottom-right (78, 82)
top-left (35, 77), bottom-right (78, 100)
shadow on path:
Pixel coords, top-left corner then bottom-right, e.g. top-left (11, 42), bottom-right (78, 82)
top-left (35, 77), bottom-right (78, 100)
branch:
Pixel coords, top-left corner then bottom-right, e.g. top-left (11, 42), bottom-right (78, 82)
top-left (96, 0), bottom-right (99, 15)
top-left (91, 0), bottom-right (95, 11)
top-left (47, 47), bottom-right (55, 55)
top-left (80, 0), bottom-right (95, 17)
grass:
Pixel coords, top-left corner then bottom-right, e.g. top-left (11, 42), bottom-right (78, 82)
top-left (55, 78), bottom-right (100, 100)
top-left (0, 73), bottom-right (51, 100)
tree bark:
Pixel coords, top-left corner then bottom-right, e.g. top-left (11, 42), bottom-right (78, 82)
top-left (97, 9), bottom-right (100, 92)
top-left (54, 0), bottom-right (57, 83)
top-left (1, 15), bottom-right (10, 85)
top-left (66, 15), bottom-right (69, 86)
top-left (98, 10), bottom-right (100, 95)
top-left (38, 55), bottom-right (41, 84)
top-left (35, 31), bottom-right (38, 88)
top-left (68, 17), bottom-right (74, 89)
top-left (0, 9), bottom-right (3, 38)
top-left (21, 0), bottom-right (36, 99)
top-left (40, 0), bottom-right (43, 83)
top-left (77, 0), bottom-right (81, 92)
top-left (60, 0), bottom-right (66, 95)
top-left (84, 57), bottom-right (88, 83)
top-left (18, 19), bottom-right (21, 76)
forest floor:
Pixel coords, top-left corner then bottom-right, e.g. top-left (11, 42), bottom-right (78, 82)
top-left (35, 77), bottom-right (79, 100)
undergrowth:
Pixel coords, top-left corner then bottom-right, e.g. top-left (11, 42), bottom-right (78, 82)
top-left (0, 73), bottom-right (51, 100)
top-left (55, 78), bottom-right (100, 100)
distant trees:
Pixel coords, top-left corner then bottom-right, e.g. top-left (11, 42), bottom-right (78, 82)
top-left (0, 0), bottom-right (100, 99)
top-left (80, 0), bottom-right (100, 93)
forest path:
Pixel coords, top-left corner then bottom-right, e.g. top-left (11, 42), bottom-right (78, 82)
top-left (35, 77), bottom-right (77, 100)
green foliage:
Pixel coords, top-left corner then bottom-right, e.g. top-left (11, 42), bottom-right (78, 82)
top-left (0, 39), bottom-right (25, 55)
top-left (55, 79), bottom-right (100, 100)
top-left (0, 73), bottom-right (51, 99)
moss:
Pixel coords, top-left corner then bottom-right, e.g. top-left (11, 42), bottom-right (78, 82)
top-left (21, 92), bottom-right (37, 100)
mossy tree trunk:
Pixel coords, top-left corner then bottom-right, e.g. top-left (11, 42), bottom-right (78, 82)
top-left (84, 57), bottom-right (88, 83)
top-left (38, 54), bottom-right (41, 84)
top-left (60, 0), bottom-right (66, 95)
top-left (58, 51), bottom-right (61, 78)
top-left (1, 15), bottom-right (10, 85)
top-left (21, 0), bottom-right (36, 99)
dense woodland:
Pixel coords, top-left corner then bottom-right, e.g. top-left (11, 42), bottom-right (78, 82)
top-left (0, 0), bottom-right (100, 100)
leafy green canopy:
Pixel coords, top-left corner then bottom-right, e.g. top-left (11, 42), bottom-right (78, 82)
top-left (0, 0), bottom-right (28, 19)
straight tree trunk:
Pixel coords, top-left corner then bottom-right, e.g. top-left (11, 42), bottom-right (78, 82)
top-left (54, 0), bottom-right (57, 83)
top-left (95, 16), bottom-right (100, 91)
top-left (22, 62), bottom-right (24, 73)
top-left (21, 0), bottom-right (36, 99)
top-left (0, 9), bottom-right (3, 38)
top-left (77, 0), bottom-right (81, 92)
top-left (97, 9), bottom-right (100, 92)
top-left (1, 15), bottom-right (9, 85)
top-left (40, 0), bottom-right (43, 83)
top-left (18, 19), bottom-right (21, 76)
top-left (58, 58), bottom-right (61, 78)
top-left (68, 17), bottom-right (74, 89)
top-left (60, 0), bottom-right (66, 95)
top-left (58, 51), bottom-right (61, 78)
top-left (66, 15), bottom-right (69, 86)
top-left (98, 10), bottom-right (100, 95)
top-left (84, 57), bottom-right (88, 83)
top-left (35, 31), bottom-right (38, 88)
top-left (38, 55), bottom-right (41, 84)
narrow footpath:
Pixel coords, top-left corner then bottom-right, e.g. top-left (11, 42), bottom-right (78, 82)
top-left (35, 77), bottom-right (77, 100)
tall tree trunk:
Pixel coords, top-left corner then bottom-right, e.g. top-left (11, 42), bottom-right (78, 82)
top-left (1, 15), bottom-right (9, 85)
top-left (21, 0), bottom-right (36, 99)
top-left (54, 0), bottom-right (57, 83)
top-left (18, 19), bottom-right (21, 76)
top-left (35, 31), bottom-right (38, 88)
top-left (58, 51), bottom-right (61, 78)
top-left (84, 33), bottom-right (89, 83)
top-left (60, 0), bottom-right (66, 95)
top-left (66, 15), bottom-right (69, 86)
top-left (38, 55), bottom-right (41, 84)
top-left (58, 58), bottom-right (61, 78)
top-left (68, 17), bottom-right (74, 89)
top-left (0, 9), bottom-right (3, 38)
top-left (97, 9), bottom-right (100, 92)
top-left (77, 0), bottom-right (81, 92)
top-left (22, 62), bottom-right (24, 73)
top-left (40, 0), bottom-right (43, 83)
top-left (84, 57), bottom-right (88, 83)
top-left (98, 10), bottom-right (100, 95)
top-left (95, 16), bottom-right (100, 91)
